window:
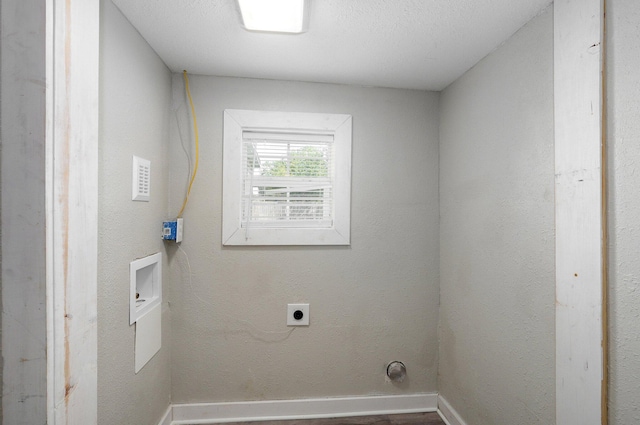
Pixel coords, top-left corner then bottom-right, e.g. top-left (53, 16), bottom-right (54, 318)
top-left (223, 109), bottom-right (352, 245)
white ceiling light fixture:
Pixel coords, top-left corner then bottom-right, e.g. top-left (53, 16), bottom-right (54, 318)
top-left (237, 0), bottom-right (310, 34)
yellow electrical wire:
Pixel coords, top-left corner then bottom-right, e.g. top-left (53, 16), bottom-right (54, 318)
top-left (177, 70), bottom-right (199, 218)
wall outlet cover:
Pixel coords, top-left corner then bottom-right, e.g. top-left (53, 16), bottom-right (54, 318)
top-left (287, 303), bottom-right (310, 326)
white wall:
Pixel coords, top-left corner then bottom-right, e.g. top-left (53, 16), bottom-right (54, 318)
top-left (98, 2), bottom-right (172, 424)
top-left (167, 75), bottom-right (440, 403)
top-left (438, 7), bottom-right (555, 425)
top-left (0, 1), bottom-right (47, 423)
top-left (607, 0), bottom-right (640, 422)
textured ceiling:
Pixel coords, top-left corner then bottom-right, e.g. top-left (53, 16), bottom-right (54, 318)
top-left (111, 0), bottom-right (552, 91)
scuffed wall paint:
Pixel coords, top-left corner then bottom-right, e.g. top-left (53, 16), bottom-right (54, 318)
top-left (0, 0), bottom-right (47, 423)
top-left (98, 1), bottom-right (172, 424)
top-left (438, 6), bottom-right (555, 425)
top-left (167, 75), bottom-right (440, 403)
top-left (607, 0), bottom-right (640, 423)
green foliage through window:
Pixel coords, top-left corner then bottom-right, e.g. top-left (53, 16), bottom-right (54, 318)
top-left (246, 144), bottom-right (331, 223)
top-left (261, 145), bottom-right (328, 177)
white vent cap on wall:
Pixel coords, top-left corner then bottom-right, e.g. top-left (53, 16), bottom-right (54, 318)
top-left (132, 155), bottom-right (151, 201)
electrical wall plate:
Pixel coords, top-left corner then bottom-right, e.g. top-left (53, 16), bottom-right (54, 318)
top-left (287, 303), bottom-right (309, 326)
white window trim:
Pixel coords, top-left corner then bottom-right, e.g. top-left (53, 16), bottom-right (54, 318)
top-left (223, 109), bottom-right (352, 246)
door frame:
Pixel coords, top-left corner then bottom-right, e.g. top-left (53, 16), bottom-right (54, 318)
top-left (45, 0), bottom-right (100, 423)
top-left (554, 0), bottom-right (608, 423)
top-left (41, 0), bottom-right (608, 423)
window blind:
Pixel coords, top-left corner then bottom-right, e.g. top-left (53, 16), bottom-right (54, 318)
top-left (241, 130), bottom-right (334, 229)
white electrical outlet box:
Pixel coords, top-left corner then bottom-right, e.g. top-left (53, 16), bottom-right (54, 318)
top-left (287, 303), bottom-right (310, 326)
top-left (162, 218), bottom-right (183, 243)
top-left (132, 155), bottom-right (151, 201)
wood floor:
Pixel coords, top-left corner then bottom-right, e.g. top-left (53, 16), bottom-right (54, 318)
top-left (218, 412), bottom-right (446, 425)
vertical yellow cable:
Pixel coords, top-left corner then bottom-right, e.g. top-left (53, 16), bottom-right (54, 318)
top-left (177, 70), bottom-right (199, 218)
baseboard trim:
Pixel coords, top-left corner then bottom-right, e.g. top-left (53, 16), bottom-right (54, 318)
top-left (167, 393), bottom-right (437, 424)
top-left (159, 405), bottom-right (173, 425)
top-left (437, 395), bottom-right (467, 425)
